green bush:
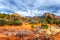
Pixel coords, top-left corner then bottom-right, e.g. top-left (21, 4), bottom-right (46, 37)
top-left (38, 19), bottom-right (45, 23)
top-left (41, 24), bottom-right (48, 29)
top-left (7, 20), bottom-right (22, 25)
top-left (0, 19), bottom-right (6, 26)
top-left (46, 15), bottom-right (53, 24)
top-left (53, 19), bottom-right (60, 24)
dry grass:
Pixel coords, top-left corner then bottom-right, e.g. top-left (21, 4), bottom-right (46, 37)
top-left (0, 23), bottom-right (60, 40)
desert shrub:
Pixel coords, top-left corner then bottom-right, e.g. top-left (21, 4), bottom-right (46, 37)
top-left (56, 21), bottom-right (60, 24)
top-left (0, 18), bottom-right (6, 26)
top-left (38, 19), bottom-right (44, 23)
top-left (30, 20), bottom-right (39, 24)
top-left (31, 25), bottom-right (34, 28)
top-left (46, 15), bottom-right (53, 24)
top-left (0, 14), bottom-right (4, 18)
top-left (41, 24), bottom-right (48, 29)
top-left (6, 20), bottom-right (22, 25)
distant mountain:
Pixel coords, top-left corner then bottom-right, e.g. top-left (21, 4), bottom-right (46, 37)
top-left (41, 12), bottom-right (60, 19)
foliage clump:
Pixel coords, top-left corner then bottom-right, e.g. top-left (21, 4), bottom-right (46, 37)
top-left (0, 13), bottom-right (60, 26)
top-left (6, 20), bottom-right (22, 26)
top-left (0, 18), bottom-right (6, 26)
top-left (41, 24), bottom-right (49, 29)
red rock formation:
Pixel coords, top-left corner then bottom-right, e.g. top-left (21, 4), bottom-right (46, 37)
top-left (42, 12), bottom-right (60, 19)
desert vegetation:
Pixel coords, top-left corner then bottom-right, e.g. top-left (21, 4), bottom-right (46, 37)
top-left (0, 13), bottom-right (60, 40)
top-left (0, 13), bottom-right (60, 26)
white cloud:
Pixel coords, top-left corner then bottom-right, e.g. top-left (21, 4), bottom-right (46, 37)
top-left (0, 6), bottom-right (4, 8)
top-left (35, 0), bottom-right (60, 7)
top-left (15, 9), bottom-right (52, 16)
top-left (16, 10), bottom-right (37, 16)
top-left (0, 0), bottom-right (60, 16)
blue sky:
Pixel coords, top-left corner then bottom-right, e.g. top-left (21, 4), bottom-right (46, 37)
top-left (0, 0), bottom-right (60, 16)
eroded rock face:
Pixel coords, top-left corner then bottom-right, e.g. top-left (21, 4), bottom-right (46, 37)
top-left (42, 13), bottom-right (60, 19)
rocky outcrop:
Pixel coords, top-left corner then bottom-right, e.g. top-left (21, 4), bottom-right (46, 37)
top-left (42, 12), bottom-right (60, 19)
